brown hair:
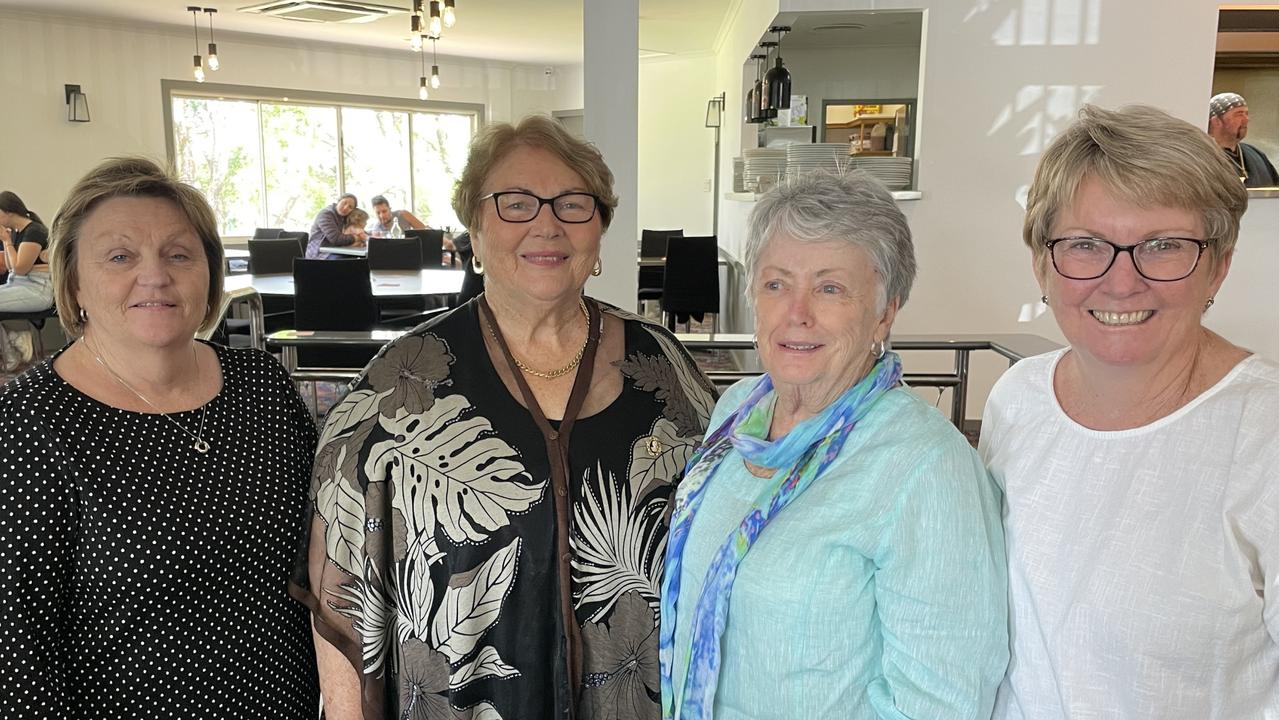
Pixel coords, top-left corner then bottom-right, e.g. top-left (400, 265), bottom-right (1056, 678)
top-left (49, 156), bottom-right (226, 336)
top-left (346, 208), bottom-right (369, 229)
top-left (451, 114), bottom-right (618, 233)
top-left (1024, 104), bottom-right (1248, 271)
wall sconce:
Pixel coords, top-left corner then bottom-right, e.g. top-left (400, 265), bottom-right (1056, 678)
top-left (705, 92), bottom-right (725, 128)
top-left (65, 84), bottom-right (91, 123)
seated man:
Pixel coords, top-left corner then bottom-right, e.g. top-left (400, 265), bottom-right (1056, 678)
top-left (1208, 92), bottom-right (1279, 188)
top-left (366, 195), bottom-right (426, 238)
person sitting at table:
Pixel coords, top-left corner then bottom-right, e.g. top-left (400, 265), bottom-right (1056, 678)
top-left (342, 207), bottom-right (369, 246)
top-left (293, 114), bottom-right (717, 720)
top-left (0, 156), bottom-right (319, 718)
top-left (366, 194), bottom-right (426, 238)
top-left (306, 192), bottom-right (358, 258)
top-left (0, 190), bottom-right (53, 371)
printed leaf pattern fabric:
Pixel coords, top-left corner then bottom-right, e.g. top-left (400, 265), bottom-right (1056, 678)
top-left (302, 303), bottom-right (715, 720)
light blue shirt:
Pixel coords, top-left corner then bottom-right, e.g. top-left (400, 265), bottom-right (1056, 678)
top-left (668, 380), bottom-right (1009, 719)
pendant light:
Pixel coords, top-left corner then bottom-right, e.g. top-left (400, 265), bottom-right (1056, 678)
top-left (204, 8), bottom-right (220, 71)
top-left (765, 26), bottom-right (791, 110)
top-left (410, 0), bottom-right (422, 48)
top-left (430, 36), bottom-right (441, 89)
top-left (745, 53), bottom-right (765, 124)
top-left (428, 1), bottom-right (443, 37)
top-left (188, 6), bottom-right (205, 83)
top-left (758, 42), bottom-right (778, 119)
top-left (752, 52), bottom-right (767, 123)
top-left (443, 0), bottom-right (457, 28)
top-left (419, 40), bottom-right (429, 100)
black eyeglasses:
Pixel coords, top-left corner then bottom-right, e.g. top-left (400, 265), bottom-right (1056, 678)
top-left (481, 191), bottom-right (600, 224)
top-left (1045, 236), bottom-right (1211, 282)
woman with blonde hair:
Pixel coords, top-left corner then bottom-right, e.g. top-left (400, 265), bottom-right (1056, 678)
top-left (982, 104), bottom-right (1277, 717)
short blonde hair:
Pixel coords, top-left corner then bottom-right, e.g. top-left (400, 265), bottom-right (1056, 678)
top-left (49, 157), bottom-right (226, 336)
top-left (346, 208), bottom-right (369, 228)
top-left (1024, 104), bottom-right (1248, 267)
top-left (452, 114), bottom-right (618, 233)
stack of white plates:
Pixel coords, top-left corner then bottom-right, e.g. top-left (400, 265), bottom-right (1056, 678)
top-left (785, 143), bottom-right (851, 180)
top-left (742, 148), bottom-right (787, 192)
top-left (847, 156), bottom-right (913, 190)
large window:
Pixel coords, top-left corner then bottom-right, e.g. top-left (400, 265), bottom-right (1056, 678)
top-left (170, 88), bottom-right (477, 237)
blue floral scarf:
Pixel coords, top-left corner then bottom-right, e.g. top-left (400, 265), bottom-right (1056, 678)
top-left (658, 352), bottom-right (902, 719)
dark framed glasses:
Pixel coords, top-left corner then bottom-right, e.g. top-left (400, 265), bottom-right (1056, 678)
top-left (1045, 236), bottom-right (1211, 282)
top-left (481, 191), bottom-right (600, 224)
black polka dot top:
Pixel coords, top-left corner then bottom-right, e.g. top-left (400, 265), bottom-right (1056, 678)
top-left (0, 342), bottom-right (319, 719)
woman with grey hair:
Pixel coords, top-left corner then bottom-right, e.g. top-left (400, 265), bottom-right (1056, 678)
top-left (659, 170), bottom-right (1008, 719)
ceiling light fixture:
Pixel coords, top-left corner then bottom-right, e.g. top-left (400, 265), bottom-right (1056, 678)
top-left (443, 0), bottom-right (456, 28)
top-left (746, 52), bottom-right (766, 124)
top-left (203, 8), bottom-right (220, 71)
top-left (765, 26), bottom-right (791, 111)
top-left (428, 1), bottom-right (442, 37)
top-left (188, 6), bottom-right (205, 83)
top-left (419, 38), bottom-right (429, 100)
top-left (431, 35), bottom-right (441, 89)
top-left (757, 42), bottom-right (777, 119)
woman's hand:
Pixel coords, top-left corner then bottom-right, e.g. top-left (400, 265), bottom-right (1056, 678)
top-left (0, 226), bottom-right (12, 247)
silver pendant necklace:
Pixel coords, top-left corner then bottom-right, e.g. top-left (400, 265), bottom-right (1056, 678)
top-left (86, 339), bottom-right (212, 454)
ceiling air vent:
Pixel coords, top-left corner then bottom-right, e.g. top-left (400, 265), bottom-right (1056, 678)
top-left (238, 0), bottom-right (406, 24)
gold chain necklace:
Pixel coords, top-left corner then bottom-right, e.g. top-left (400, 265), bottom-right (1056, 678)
top-left (486, 297), bottom-right (590, 380)
top-left (1229, 146), bottom-right (1248, 183)
top-left (86, 339), bottom-right (212, 454)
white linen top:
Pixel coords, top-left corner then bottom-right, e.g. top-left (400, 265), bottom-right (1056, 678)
top-left (980, 348), bottom-right (1279, 719)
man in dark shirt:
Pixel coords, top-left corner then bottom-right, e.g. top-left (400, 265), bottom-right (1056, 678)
top-left (1208, 92), bottom-right (1279, 188)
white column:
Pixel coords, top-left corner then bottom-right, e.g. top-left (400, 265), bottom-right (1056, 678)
top-left (582, 0), bottom-right (638, 309)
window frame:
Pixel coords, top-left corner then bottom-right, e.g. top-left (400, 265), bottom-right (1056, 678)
top-left (162, 80), bottom-right (483, 237)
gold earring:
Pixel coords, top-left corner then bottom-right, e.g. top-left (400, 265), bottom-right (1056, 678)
top-left (592, 259), bottom-right (602, 277)
top-left (1205, 296), bottom-right (1215, 311)
top-left (471, 255), bottom-right (484, 275)
top-left (1041, 295), bottom-right (1049, 306)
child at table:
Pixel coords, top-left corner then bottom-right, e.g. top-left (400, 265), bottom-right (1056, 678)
top-left (342, 208), bottom-right (369, 246)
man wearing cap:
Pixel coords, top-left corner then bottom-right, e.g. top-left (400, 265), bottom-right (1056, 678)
top-left (1208, 92), bottom-right (1278, 188)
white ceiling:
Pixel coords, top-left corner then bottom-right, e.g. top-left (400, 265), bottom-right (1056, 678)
top-left (0, 0), bottom-right (737, 65)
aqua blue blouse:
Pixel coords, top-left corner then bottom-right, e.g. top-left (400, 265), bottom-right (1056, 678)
top-left (667, 380), bottom-right (1009, 719)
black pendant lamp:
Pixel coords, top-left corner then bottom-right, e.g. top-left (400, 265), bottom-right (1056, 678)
top-left (758, 42), bottom-right (778, 119)
top-left (766, 26), bottom-right (791, 110)
top-left (745, 53), bottom-right (766, 124)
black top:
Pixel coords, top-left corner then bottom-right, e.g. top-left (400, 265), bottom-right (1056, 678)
top-left (295, 298), bottom-right (717, 720)
top-left (0, 342), bottom-right (319, 719)
top-left (13, 221), bottom-right (48, 250)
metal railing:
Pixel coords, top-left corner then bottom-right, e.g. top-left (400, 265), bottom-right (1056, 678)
top-left (264, 328), bottom-right (1061, 426)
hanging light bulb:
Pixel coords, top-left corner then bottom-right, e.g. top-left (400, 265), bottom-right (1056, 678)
top-left (765, 26), bottom-right (792, 111)
top-left (203, 8), bottom-right (220, 71)
top-left (410, 33), bottom-right (423, 51)
top-left (419, 77), bottom-right (429, 101)
top-left (443, 0), bottom-right (456, 28)
top-left (428, 1), bottom-right (442, 37)
top-left (430, 36), bottom-right (441, 89)
top-left (188, 7), bottom-right (205, 82)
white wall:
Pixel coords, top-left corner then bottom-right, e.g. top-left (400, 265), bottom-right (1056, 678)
top-left (713, 0), bottom-right (1277, 417)
top-left (638, 54), bottom-right (718, 238)
top-left (0, 8), bottom-right (579, 220)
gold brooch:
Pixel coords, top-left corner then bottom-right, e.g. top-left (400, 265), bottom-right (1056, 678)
top-left (645, 437), bottom-right (664, 456)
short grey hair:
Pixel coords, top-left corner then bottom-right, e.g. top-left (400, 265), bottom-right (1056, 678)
top-left (745, 170), bottom-right (916, 312)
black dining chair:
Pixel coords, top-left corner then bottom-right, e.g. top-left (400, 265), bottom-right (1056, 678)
top-left (248, 238), bottom-right (302, 274)
top-left (406, 228), bottom-right (445, 267)
top-left (661, 235), bottom-right (719, 332)
top-left (252, 227), bottom-right (284, 239)
top-left (367, 237), bottom-right (422, 270)
top-left (278, 230), bottom-right (309, 255)
top-left (638, 229), bottom-right (682, 312)
top-left (292, 258), bottom-right (381, 368)
top-left (246, 239), bottom-right (302, 332)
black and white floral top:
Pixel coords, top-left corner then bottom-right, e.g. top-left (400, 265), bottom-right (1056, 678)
top-left (292, 298), bottom-right (716, 720)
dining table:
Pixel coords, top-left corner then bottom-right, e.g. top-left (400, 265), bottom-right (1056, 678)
top-left (224, 268), bottom-right (464, 297)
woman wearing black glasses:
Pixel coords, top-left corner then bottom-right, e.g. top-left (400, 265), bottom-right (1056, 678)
top-left (293, 114), bottom-right (716, 720)
top-left (981, 104), bottom-right (1278, 718)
